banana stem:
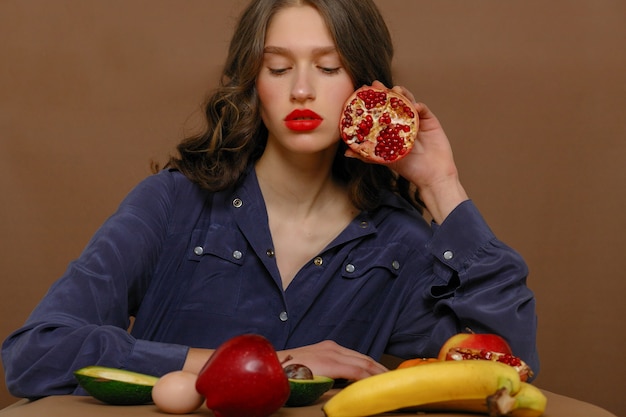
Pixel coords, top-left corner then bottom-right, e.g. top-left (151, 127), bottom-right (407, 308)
top-left (486, 387), bottom-right (516, 417)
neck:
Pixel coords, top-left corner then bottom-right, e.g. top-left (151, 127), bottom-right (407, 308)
top-left (255, 150), bottom-right (342, 217)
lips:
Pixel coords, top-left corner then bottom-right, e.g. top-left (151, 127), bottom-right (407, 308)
top-left (284, 109), bottom-right (323, 132)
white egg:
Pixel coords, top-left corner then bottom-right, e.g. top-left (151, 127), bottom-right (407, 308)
top-left (152, 370), bottom-right (205, 414)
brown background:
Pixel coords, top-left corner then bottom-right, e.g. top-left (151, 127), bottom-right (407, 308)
top-left (0, 1), bottom-right (624, 416)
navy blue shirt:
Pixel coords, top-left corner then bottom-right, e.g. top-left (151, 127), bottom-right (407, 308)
top-left (2, 168), bottom-right (539, 398)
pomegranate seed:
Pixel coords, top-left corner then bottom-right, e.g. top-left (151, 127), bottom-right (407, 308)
top-left (357, 89), bottom-right (387, 109)
top-left (380, 112), bottom-right (391, 124)
top-left (374, 125), bottom-right (407, 161)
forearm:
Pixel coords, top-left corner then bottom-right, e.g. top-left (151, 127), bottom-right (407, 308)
top-left (427, 202), bottom-right (539, 374)
top-left (1, 322), bottom-right (188, 398)
top-left (418, 176), bottom-right (469, 224)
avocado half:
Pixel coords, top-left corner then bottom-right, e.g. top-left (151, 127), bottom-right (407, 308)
top-left (74, 366), bottom-right (159, 405)
top-left (286, 375), bottom-right (334, 407)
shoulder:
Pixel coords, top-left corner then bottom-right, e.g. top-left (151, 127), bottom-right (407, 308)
top-left (122, 169), bottom-right (207, 206)
top-left (370, 191), bottom-right (432, 244)
top-left (115, 170), bottom-right (212, 231)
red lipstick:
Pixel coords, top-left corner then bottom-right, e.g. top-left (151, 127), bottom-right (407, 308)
top-left (284, 109), bottom-right (323, 132)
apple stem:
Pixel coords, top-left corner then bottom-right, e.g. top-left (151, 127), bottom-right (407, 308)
top-left (280, 355), bottom-right (293, 366)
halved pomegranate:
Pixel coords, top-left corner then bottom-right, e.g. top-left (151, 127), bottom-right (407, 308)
top-left (438, 332), bottom-right (534, 382)
top-left (340, 86), bottom-right (418, 163)
top-left (444, 348), bottom-right (534, 382)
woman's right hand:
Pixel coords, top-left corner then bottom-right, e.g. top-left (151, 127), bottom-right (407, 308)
top-left (279, 340), bottom-right (388, 381)
top-left (185, 340), bottom-right (387, 381)
top-left (345, 80), bottom-right (469, 223)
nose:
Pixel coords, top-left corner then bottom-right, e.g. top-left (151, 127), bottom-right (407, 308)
top-left (290, 68), bottom-right (315, 103)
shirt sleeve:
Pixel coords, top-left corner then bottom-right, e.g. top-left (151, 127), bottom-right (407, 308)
top-left (392, 200), bottom-right (540, 377)
top-left (1, 172), bottom-right (190, 399)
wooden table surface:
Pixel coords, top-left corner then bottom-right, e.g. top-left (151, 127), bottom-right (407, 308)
top-left (0, 389), bottom-right (617, 417)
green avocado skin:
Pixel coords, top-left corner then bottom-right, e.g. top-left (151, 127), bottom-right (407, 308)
top-left (74, 366), bottom-right (158, 406)
top-left (286, 376), bottom-right (334, 407)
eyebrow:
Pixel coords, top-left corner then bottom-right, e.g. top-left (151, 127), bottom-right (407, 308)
top-left (263, 45), bottom-right (338, 58)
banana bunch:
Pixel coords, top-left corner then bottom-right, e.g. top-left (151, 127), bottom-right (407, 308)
top-left (322, 360), bottom-right (547, 417)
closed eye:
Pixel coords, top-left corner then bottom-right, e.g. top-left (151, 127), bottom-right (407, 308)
top-left (268, 67), bottom-right (290, 76)
top-left (319, 66), bottom-right (341, 75)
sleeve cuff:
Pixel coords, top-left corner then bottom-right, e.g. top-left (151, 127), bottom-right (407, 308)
top-left (427, 200), bottom-right (496, 271)
top-left (125, 339), bottom-right (190, 377)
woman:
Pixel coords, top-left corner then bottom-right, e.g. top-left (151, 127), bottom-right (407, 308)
top-left (2, 0), bottom-right (539, 398)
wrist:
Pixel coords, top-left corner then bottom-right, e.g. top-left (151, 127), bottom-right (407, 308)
top-left (418, 177), bottom-right (469, 224)
top-left (183, 347), bottom-right (215, 374)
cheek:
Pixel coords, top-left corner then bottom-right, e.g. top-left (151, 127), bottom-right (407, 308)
top-left (328, 86), bottom-right (355, 124)
top-left (330, 76), bottom-right (355, 109)
top-left (256, 79), bottom-right (279, 124)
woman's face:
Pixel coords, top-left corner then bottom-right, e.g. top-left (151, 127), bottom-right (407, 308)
top-left (256, 5), bottom-right (354, 157)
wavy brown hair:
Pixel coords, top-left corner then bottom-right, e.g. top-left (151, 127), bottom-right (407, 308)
top-left (164, 0), bottom-right (423, 212)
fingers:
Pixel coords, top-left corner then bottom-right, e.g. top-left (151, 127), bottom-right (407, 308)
top-left (390, 85), bottom-right (416, 104)
top-left (280, 340), bottom-right (387, 381)
top-left (370, 80), bottom-right (416, 104)
top-left (412, 101), bottom-right (444, 133)
top-left (322, 340), bottom-right (388, 375)
top-left (320, 357), bottom-right (386, 381)
top-left (343, 148), bottom-right (378, 165)
top-left (371, 80), bottom-right (387, 90)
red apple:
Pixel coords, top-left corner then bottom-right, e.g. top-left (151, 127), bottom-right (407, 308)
top-left (195, 334), bottom-right (290, 417)
top-left (438, 332), bottom-right (533, 381)
top-left (437, 332), bottom-right (513, 361)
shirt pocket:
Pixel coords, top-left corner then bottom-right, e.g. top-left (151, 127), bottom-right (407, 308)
top-left (318, 242), bottom-right (409, 326)
top-left (340, 244), bottom-right (405, 280)
top-left (177, 226), bottom-right (248, 316)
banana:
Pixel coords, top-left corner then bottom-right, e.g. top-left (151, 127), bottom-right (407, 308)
top-left (509, 382), bottom-right (547, 417)
top-left (322, 360), bottom-right (522, 417)
top-left (411, 382), bottom-right (547, 416)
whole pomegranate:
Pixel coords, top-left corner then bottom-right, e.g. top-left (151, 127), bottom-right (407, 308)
top-left (340, 86), bottom-right (418, 163)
